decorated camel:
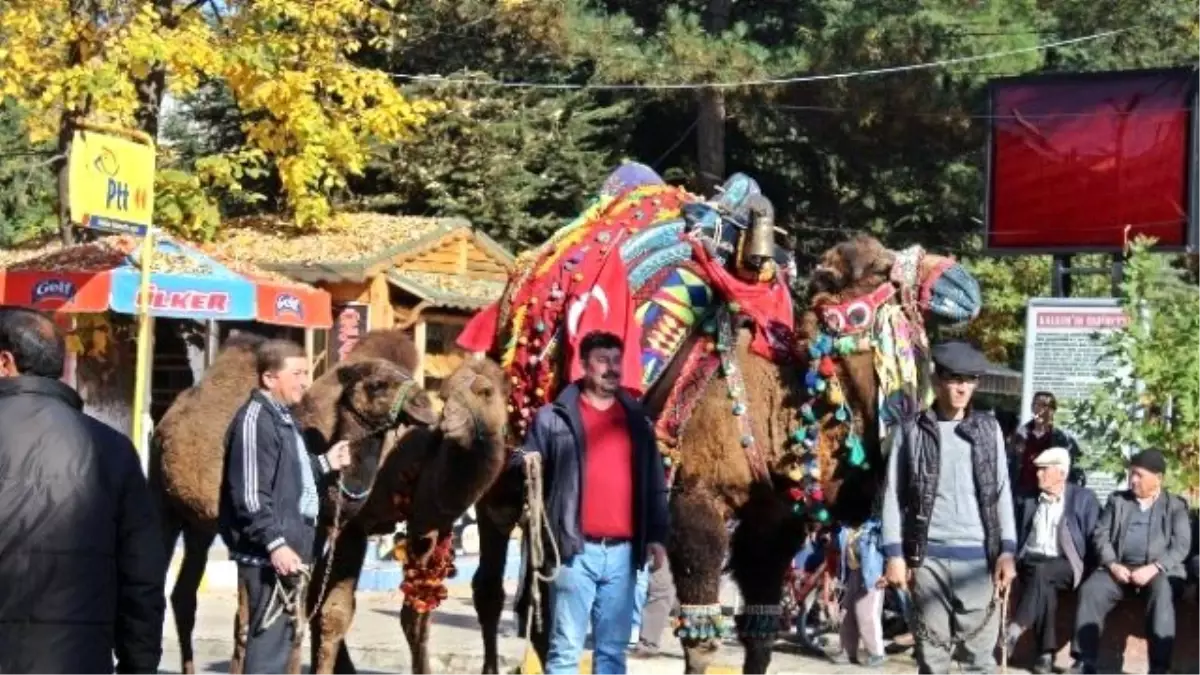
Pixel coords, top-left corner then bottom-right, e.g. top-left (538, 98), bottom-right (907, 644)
top-left (460, 163), bottom-right (983, 673)
top-left (150, 328), bottom-right (508, 674)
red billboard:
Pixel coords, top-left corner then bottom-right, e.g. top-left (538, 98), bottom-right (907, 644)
top-left (985, 67), bottom-right (1198, 252)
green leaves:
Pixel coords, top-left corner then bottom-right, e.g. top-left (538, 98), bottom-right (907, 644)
top-left (1067, 237), bottom-right (1200, 497)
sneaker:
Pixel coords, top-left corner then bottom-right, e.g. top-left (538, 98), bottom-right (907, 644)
top-left (1068, 662), bottom-right (1095, 675)
top-left (862, 654), bottom-right (887, 668)
top-left (1031, 653), bottom-right (1054, 674)
top-left (628, 644), bottom-right (659, 660)
top-left (1003, 623), bottom-right (1023, 654)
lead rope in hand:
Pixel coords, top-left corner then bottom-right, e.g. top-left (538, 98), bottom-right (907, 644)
top-left (260, 566), bottom-right (312, 639)
top-left (521, 452), bottom-right (561, 665)
top-left (999, 583), bottom-right (1010, 674)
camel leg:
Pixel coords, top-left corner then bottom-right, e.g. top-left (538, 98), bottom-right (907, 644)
top-left (474, 497), bottom-right (520, 674)
top-left (729, 489), bottom-right (806, 675)
top-left (172, 523), bottom-right (215, 675)
top-left (311, 529), bottom-right (368, 674)
top-left (401, 604), bottom-right (434, 674)
top-left (401, 531), bottom-right (455, 675)
top-left (667, 487), bottom-right (730, 675)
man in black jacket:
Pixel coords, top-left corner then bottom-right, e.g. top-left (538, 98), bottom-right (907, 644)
top-left (511, 331), bottom-right (669, 674)
top-left (0, 306), bottom-right (165, 673)
top-left (1070, 449), bottom-right (1192, 674)
top-left (218, 339), bottom-right (350, 673)
top-left (1006, 446), bottom-right (1101, 673)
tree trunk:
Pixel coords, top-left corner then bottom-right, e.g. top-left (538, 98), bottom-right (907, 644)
top-left (695, 0), bottom-right (732, 194)
top-left (56, 115), bottom-right (76, 246)
top-left (134, 0), bottom-right (177, 140)
top-left (55, 0), bottom-right (90, 246)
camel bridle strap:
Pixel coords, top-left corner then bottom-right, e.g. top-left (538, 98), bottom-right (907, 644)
top-left (389, 378), bottom-right (417, 424)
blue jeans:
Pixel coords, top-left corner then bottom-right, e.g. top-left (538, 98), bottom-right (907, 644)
top-left (546, 540), bottom-right (636, 674)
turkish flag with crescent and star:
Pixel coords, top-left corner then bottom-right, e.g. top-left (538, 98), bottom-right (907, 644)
top-left (565, 249), bottom-right (645, 396)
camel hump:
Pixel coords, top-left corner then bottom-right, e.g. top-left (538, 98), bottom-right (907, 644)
top-left (345, 329), bottom-right (419, 371)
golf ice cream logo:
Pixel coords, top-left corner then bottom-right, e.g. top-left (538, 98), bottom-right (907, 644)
top-left (31, 279), bottom-right (78, 303)
top-left (274, 293), bottom-right (304, 318)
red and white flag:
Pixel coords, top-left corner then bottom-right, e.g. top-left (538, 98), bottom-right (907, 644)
top-left (565, 251), bottom-right (644, 396)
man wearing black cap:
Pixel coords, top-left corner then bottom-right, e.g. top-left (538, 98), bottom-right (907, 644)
top-left (1069, 449), bottom-right (1192, 674)
top-left (882, 339), bottom-right (1017, 673)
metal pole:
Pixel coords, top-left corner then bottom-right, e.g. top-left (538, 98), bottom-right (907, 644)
top-left (131, 230), bottom-right (156, 458)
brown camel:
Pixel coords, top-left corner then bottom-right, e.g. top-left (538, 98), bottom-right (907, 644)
top-left (305, 356), bottom-right (511, 674)
top-left (469, 186), bottom-right (983, 673)
top-left (150, 329), bottom-right (437, 674)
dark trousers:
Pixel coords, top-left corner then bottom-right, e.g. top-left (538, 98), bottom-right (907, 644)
top-left (1071, 568), bottom-right (1183, 671)
top-left (237, 564), bottom-right (297, 674)
top-left (1014, 555), bottom-right (1074, 655)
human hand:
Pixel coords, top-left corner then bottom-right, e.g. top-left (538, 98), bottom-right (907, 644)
top-left (270, 545), bottom-right (304, 576)
top-left (324, 440), bottom-right (352, 471)
top-left (885, 557), bottom-right (909, 589)
top-left (648, 542), bottom-right (668, 572)
top-left (1130, 564), bottom-right (1160, 587)
top-left (1108, 563), bottom-right (1132, 584)
top-left (994, 554), bottom-right (1016, 596)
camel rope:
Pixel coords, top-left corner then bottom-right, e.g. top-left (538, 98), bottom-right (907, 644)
top-left (261, 565), bottom-right (311, 640)
top-left (999, 582), bottom-right (1010, 674)
top-left (521, 452), bottom-right (562, 659)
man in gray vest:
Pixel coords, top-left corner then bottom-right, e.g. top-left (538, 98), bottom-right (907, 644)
top-left (882, 339), bottom-right (1018, 673)
top-left (1069, 449), bottom-right (1191, 674)
top-left (1007, 447), bottom-right (1101, 673)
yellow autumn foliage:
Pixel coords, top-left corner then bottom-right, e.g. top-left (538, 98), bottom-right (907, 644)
top-left (0, 0), bottom-right (437, 229)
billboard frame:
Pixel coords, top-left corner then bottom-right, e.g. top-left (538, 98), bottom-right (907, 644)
top-left (983, 66), bottom-right (1199, 256)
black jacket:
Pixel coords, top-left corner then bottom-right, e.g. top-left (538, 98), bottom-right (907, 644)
top-left (1093, 488), bottom-right (1193, 580)
top-left (0, 376), bottom-right (165, 673)
top-left (514, 383), bottom-right (669, 570)
top-left (218, 391), bottom-right (332, 564)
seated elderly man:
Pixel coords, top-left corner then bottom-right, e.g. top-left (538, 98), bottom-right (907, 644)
top-left (1070, 449), bottom-right (1192, 675)
top-left (1005, 447), bottom-right (1100, 674)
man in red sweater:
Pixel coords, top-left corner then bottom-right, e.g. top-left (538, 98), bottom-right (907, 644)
top-left (514, 331), bottom-right (670, 674)
top-left (1009, 391), bottom-right (1085, 495)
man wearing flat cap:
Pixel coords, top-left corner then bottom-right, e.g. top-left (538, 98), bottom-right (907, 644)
top-left (1069, 449), bottom-right (1192, 674)
top-left (882, 339), bottom-right (1018, 673)
top-left (1006, 447), bottom-right (1101, 673)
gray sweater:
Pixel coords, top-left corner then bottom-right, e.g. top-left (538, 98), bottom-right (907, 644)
top-left (882, 418), bottom-right (1017, 561)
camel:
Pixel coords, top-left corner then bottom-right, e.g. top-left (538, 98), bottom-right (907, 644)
top-left (150, 329), bottom-right (437, 674)
top-left (305, 356), bottom-right (511, 674)
top-left (466, 166), bottom-right (983, 674)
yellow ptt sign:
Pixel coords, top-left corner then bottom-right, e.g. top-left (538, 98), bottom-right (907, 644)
top-left (68, 127), bottom-right (156, 235)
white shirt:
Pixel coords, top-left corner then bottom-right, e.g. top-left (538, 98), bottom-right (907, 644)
top-left (1025, 491), bottom-right (1065, 558)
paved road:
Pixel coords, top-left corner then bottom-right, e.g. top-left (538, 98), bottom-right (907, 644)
top-left (160, 585), bottom-right (928, 674)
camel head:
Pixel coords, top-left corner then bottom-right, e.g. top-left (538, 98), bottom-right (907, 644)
top-left (794, 235), bottom-right (981, 525)
top-left (438, 357), bottom-right (510, 451)
top-left (403, 357), bottom-right (511, 566)
top-left (293, 358), bottom-right (435, 503)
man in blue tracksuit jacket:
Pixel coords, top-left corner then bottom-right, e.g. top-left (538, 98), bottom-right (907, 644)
top-left (218, 339), bottom-right (351, 673)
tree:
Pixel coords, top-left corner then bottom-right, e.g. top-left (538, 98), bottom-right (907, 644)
top-left (1068, 237), bottom-right (1200, 497)
top-left (0, 0), bottom-right (433, 242)
top-left (0, 101), bottom-right (57, 246)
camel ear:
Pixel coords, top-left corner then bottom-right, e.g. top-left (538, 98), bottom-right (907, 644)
top-left (336, 362), bottom-right (370, 386)
top-left (403, 388), bottom-right (437, 426)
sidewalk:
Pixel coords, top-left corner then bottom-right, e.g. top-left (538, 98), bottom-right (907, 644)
top-left (161, 584), bottom-right (920, 674)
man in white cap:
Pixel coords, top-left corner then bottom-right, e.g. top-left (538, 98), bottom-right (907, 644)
top-left (1005, 447), bottom-right (1100, 673)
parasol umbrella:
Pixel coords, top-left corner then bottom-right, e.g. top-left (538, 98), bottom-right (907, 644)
top-left (0, 235), bottom-right (332, 328)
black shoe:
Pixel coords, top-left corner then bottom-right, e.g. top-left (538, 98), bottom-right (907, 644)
top-left (1068, 661), bottom-right (1095, 675)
